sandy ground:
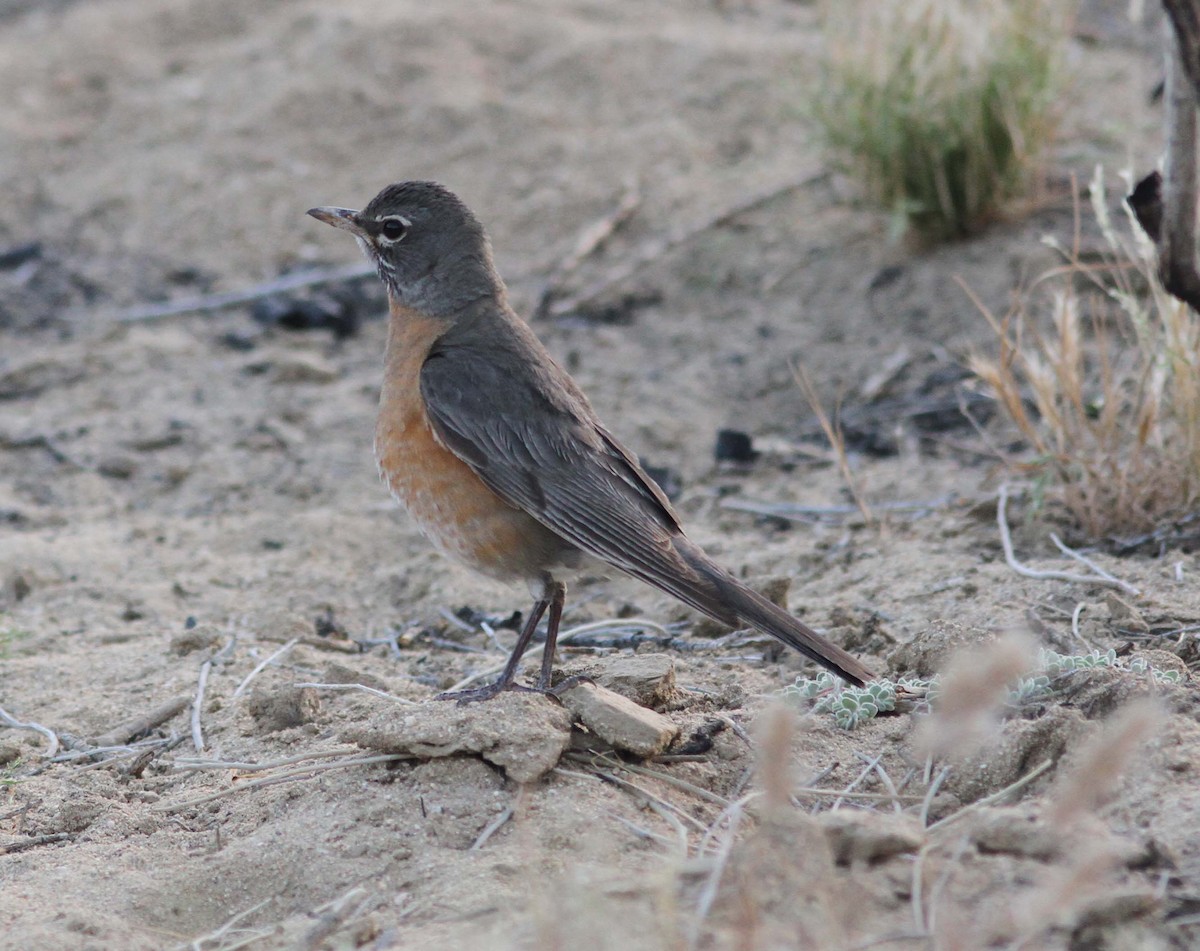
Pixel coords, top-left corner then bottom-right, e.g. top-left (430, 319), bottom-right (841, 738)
top-left (2, 1), bottom-right (1199, 948)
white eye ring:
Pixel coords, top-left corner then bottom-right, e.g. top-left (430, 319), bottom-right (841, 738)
top-left (378, 215), bottom-right (411, 244)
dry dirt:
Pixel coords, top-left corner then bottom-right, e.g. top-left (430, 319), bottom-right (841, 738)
top-left (2, 1), bottom-right (1199, 949)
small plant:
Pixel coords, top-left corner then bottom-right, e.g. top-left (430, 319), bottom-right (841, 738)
top-left (781, 671), bottom-right (907, 730)
top-left (0, 623), bottom-right (30, 660)
top-left (970, 168), bottom-right (1200, 539)
top-left (784, 647), bottom-right (1182, 729)
top-left (812, 0), bottom-right (1063, 240)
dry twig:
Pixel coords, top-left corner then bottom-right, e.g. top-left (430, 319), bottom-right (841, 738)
top-left (927, 758), bottom-right (1054, 833)
top-left (0, 832), bottom-right (77, 855)
top-left (232, 639), bottom-right (299, 699)
top-left (154, 754), bottom-right (409, 813)
top-left (997, 485), bottom-right (1139, 592)
top-left (722, 496), bottom-right (952, 524)
top-left (545, 171), bottom-right (824, 318)
top-left (114, 263), bottom-right (373, 323)
top-left (192, 660), bottom-right (213, 753)
top-left (0, 703), bottom-right (59, 759)
top-left (1049, 533), bottom-right (1139, 596)
top-left (470, 805), bottom-right (515, 851)
top-left (293, 682), bottom-right (417, 705)
top-left (535, 181), bottom-right (642, 317)
top-left (174, 748), bottom-right (366, 772)
top-left (794, 364), bottom-right (874, 525)
top-left (172, 898), bottom-right (271, 951)
top-left (90, 696), bottom-right (191, 748)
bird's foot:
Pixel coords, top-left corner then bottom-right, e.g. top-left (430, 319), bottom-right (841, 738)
top-left (434, 680), bottom-right (543, 705)
top-left (546, 674), bottom-right (589, 696)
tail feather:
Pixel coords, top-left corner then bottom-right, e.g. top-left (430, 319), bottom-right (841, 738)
top-left (670, 540), bottom-right (873, 686)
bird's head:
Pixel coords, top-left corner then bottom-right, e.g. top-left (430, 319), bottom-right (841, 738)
top-left (308, 181), bottom-right (501, 316)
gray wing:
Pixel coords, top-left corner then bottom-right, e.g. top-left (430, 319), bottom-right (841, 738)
top-left (420, 339), bottom-right (874, 685)
top-left (419, 341), bottom-right (734, 619)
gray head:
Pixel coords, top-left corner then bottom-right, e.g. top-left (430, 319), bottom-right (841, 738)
top-left (307, 181), bottom-right (503, 316)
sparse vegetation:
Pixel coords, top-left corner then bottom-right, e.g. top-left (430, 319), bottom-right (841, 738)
top-left (785, 647), bottom-right (1181, 730)
top-left (970, 168), bottom-right (1200, 539)
top-left (0, 622), bottom-right (30, 660)
top-left (812, 0), bottom-right (1063, 240)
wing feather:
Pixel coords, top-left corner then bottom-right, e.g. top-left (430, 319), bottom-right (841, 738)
top-left (419, 342), bottom-right (700, 591)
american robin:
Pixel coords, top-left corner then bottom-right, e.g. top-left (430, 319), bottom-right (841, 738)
top-left (308, 182), bottom-right (873, 700)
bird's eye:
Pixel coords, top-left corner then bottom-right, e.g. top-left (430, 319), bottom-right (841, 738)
top-left (378, 216), bottom-right (410, 243)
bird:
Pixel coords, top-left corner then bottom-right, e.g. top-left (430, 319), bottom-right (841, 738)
top-left (307, 182), bottom-right (873, 701)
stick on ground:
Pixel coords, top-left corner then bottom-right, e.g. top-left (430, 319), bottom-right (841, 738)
top-left (997, 485), bottom-right (1138, 592)
top-left (114, 263), bottom-right (374, 323)
top-left (90, 696), bottom-right (191, 748)
top-left (0, 704), bottom-right (60, 759)
top-left (192, 660), bottom-right (212, 753)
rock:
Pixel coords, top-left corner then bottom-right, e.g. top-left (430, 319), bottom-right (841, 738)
top-left (594, 654), bottom-right (679, 708)
top-left (246, 685), bottom-right (321, 732)
top-left (345, 692), bottom-right (572, 784)
top-left (815, 811), bottom-right (923, 866)
top-left (169, 625), bottom-right (222, 656)
top-left (945, 706), bottom-right (1086, 804)
top-left (890, 618), bottom-right (995, 678)
top-left (714, 428), bottom-right (759, 463)
top-left (558, 681), bottom-right (679, 758)
top-left (961, 806), bottom-right (1061, 860)
top-left (1132, 649), bottom-right (1188, 680)
top-left (321, 662), bottom-right (389, 692)
top-left (1104, 593), bottom-right (1150, 634)
top-left (1074, 889), bottom-right (1160, 929)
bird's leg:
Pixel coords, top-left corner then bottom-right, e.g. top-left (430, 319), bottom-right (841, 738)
top-left (435, 589), bottom-right (551, 703)
top-left (492, 591), bottom-right (551, 690)
top-left (536, 580), bottom-right (566, 691)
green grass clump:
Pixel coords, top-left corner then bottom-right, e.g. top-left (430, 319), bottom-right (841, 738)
top-left (812, 0), bottom-right (1063, 240)
top-left (0, 622), bottom-right (30, 659)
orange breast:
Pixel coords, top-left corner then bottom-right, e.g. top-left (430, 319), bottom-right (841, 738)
top-left (373, 305), bottom-right (565, 583)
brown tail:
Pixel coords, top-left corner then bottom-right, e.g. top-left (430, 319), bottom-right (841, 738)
top-left (662, 539), bottom-right (873, 687)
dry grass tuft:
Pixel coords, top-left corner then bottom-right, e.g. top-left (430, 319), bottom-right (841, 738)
top-left (970, 168), bottom-right (1200, 539)
top-left (1008, 699), bottom-right (1164, 943)
top-left (915, 634), bottom-right (1035, 758)
top-left (754, 702), bottom-right (798, 814)
top-left (813, 0), bottom-right (1063, 240)
top-left (1046, 697), bottom-right (1163, 828)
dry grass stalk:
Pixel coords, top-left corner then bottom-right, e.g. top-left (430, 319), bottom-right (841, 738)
top-left (970, 168), bottom-right (1200, 539)
top-left (1010, 840), bottom-right (1121, 945)
top-left (915, 635), bottom-right (1035, 758)
top-left (793, 364), bottom-right (874, 525)
top-left (999, 699), bottom-right (1165, 945)
top-left (1046, 697), bottom-right (1163, 828)
top-left (754, 703), bottom-right (798, 814)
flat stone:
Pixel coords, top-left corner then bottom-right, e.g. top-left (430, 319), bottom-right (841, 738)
top-left (594, 654), bottom-right (678, 708)
top-left (559, 681), bottom-right (679, 758)
top-left (963, 806), bottom-right (1061, 860)
top-left (815, 810), bottom-right (923, 866)
top-left (344, 692), bottom-right (572, 783)
top-left (321, 661), bottom-right (390, 693)
top-left (246, 685), bottom-right (321, 732)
